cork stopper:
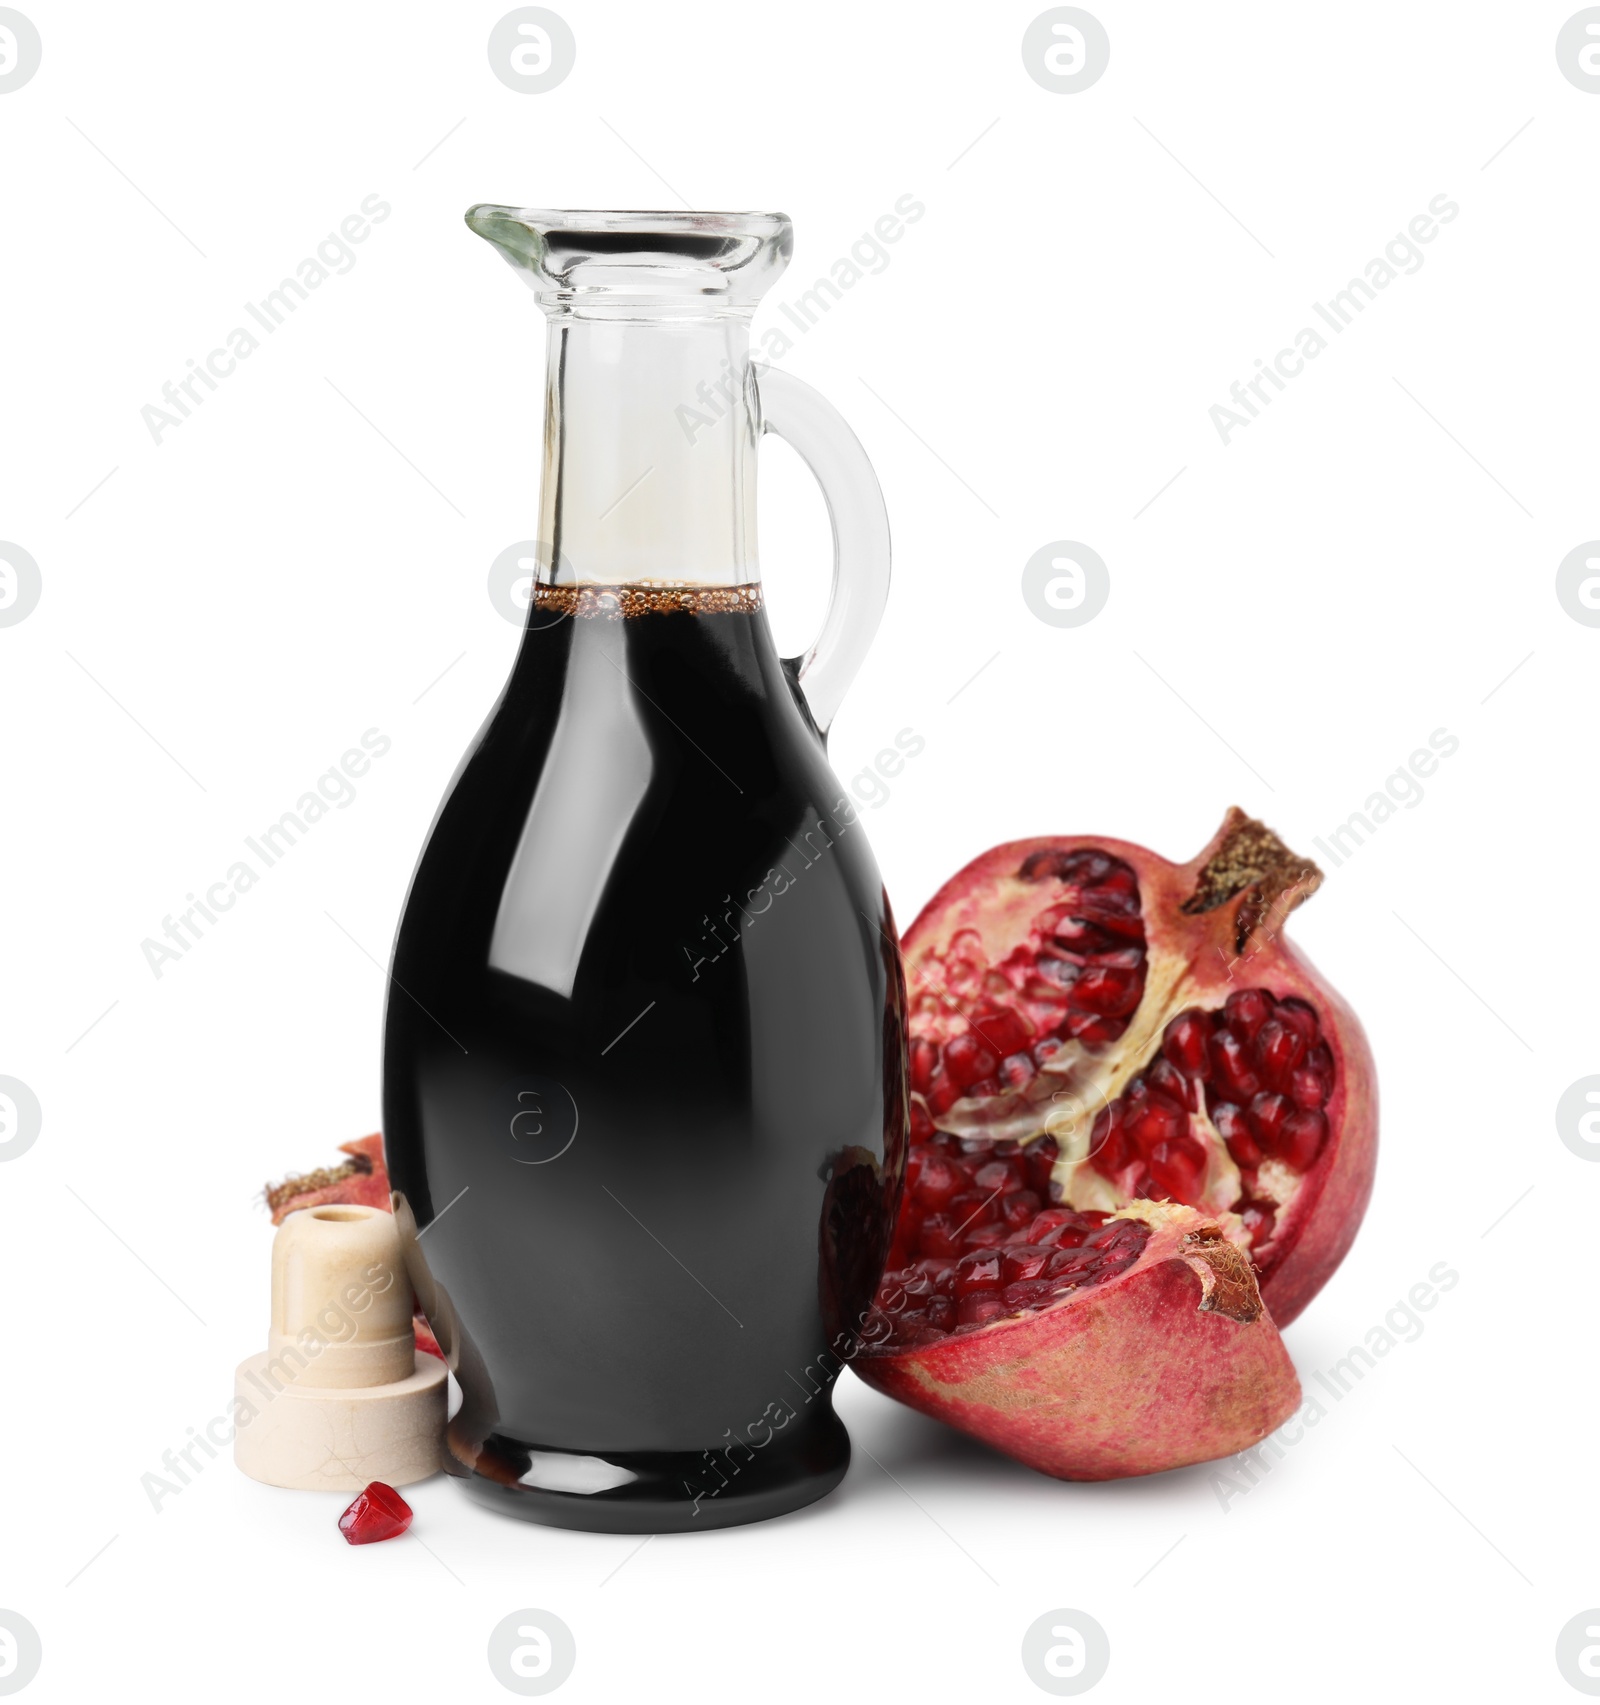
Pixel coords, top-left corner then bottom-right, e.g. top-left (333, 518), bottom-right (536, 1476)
top-left (266, 1205), bottom-right (416, 1388)
top-left (234, 1204), bottom-right (446, 1492)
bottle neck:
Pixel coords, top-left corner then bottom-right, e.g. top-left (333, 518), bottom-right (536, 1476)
top-left (538, 314), bottom-right (760, 588)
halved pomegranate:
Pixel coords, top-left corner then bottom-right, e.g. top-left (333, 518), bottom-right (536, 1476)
top-left (890, 809), bottom-right (1376, 1328)
top-left (853, 1201), bottom-right (1301, 1480)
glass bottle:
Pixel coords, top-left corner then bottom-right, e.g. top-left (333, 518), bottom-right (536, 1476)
top-left (381, 208), bottom-right (906, 1533)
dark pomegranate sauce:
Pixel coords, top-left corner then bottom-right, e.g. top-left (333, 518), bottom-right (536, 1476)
top-left (382, 584), bottom-right (905, 1532)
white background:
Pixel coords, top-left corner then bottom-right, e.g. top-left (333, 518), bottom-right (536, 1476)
top-left (2, 2), bottom-right (1595, 1700)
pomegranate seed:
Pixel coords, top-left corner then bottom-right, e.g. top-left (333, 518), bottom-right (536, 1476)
top-left (1102, 1220), bottom-right (1149, 1254)
top-left (1024, 1207), bottom-right (1084, 1244)
top-left (916, 1255), bottom-right (957, 1286)
top-left (909, 1038), bottom-right (939, 1094)
top-left (1290, 1067), bottom-right (1330, 1110)
top-left (1074, 891), bottom-right (1146, 940)
top-left (1068, 850), bottom-right (1117, 884)
top-left (1148, 1136), bottom-right (1207, 1201)
top-left (1099, 863), bottom-right (1138, 895)
top-left (909, 1101), bottom-right (935, 1142)
top-left (955, 1249), bottom-right (1004, 1293)
top-left (999, 1051), bottom-right (1036, 1089)
top-left (1036, 955), bottom-right (1082, 991)
top-left (1020, 848), bottom-right (1099, 883)
top-left (1032, 1036), bottom-right (1065, 1067)
top-left (1097, 1249), bottom-right (1143, 1282)
top-left (1072, 966), bottom-right (1144, 1017)
top-left (1045, 1245), bottom-right (1101, 1279)
top-left (965, 1076), bottom-right (1001, 1098)
top-left (1228, 1131), bottom-right (1263, 1170)
top-left (1248, 1091), bottom-right (1291, 1151)
top-left (943, 1032), bottom-right (1000, 1089)
top-left (1126, 1097), bottom-right (1185, 1153)
top-left (1022, 1135), bottom-right (1058, 1193)
top-left (338, 1482), bottom-right (413, 1545)
top-left (1162, 1008), bottom-right (1211, 1076)
top-left (957, 1293), bottom-right (1010, 1327)
top-left (963, 1224), bottom-right (1011, 1249)
top-left (945, 1193), bottom-right (989, 1230)
top-left (1002, 1243), bottom-right (1054, 1282)
top-left (1305, 1043), bottom-right (1333, 1075)
top-left (1146, 1055), bottom-right (1195, 1110)
top-left (1089, 1105), bottom-right (1132, 1174)
top-left (1210, 1102), bottom-right (1260, 1168)
top-left (1278, 1108), bottom-right (1328, 1170)
top-left (972, 1007), bottom-right (1033, 1058)
top-left (1001, 1280), bottom-right (1058, 1309)
top-left (1276, 998), bottom-right (1320, 1042)
top-left (1085, 945), bottom-right (1145, 970)
top-left (1001, 1188), bottom-right (1043, 1229)
top-left (1254, 1018), bottom-right (1305, 1087)
top-left (1066, 1013), bottom-right (1128, 1046)
top-left (916, 1156), bottom-right (961, 1211)
top-left (925, 1070), bottom-right (960, 1115)
top-left (918, 1215), bottom-right (964, 1257)
top-left (973, 1160), bottom-right (1022, 1193)
top-left (1050, 916), bottom-right (1111, 951)
top-left (1223, 989), bottom-right (1273, 1041)
top-left (926, 1297), bottom-right (955, 1329)
top-left (1208, 1029), bottom-right (1262, 1100)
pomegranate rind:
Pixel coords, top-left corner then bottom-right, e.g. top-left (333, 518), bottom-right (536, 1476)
top-left (1254, 973), bottom-right (1376, 1324)
top-left (853, 1204), bottom-right (1301, 1480)
top-left (901, 811), bottom-right (1378, 1326)
top-left (265, 1133), bottom-right (390, 1222)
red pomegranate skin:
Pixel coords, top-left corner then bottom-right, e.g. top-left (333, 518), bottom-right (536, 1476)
top-left (901, 811), bottom-right (1378, 1326)
top-left (854, 1204), bottom-right (1300, 1480)
top-left (265, 1133), bottom-right (391, 1219)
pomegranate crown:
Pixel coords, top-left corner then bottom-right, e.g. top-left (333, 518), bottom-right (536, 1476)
top-left (1182, 808), bottom-right (1322, 957)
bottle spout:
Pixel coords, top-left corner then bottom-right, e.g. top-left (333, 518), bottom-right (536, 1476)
top-left (464, 206), bottom-right (792, 318)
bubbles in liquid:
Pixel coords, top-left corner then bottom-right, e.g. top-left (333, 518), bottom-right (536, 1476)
top-left (532, 582), bottom-right (764, 620)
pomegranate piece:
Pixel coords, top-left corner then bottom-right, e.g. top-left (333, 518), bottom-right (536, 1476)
top-left (896, 808), bottom-right (1376, 1328)
top-left (266, 1133), bottom-right (391, 1220)
top-left (855, 1203), bottom-right (1301, 1481)
top-left (338, 1481), bottom-right (413, 1545)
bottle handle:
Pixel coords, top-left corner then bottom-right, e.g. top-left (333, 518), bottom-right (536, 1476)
top-left (755, 366), bottom-right (891, 737)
